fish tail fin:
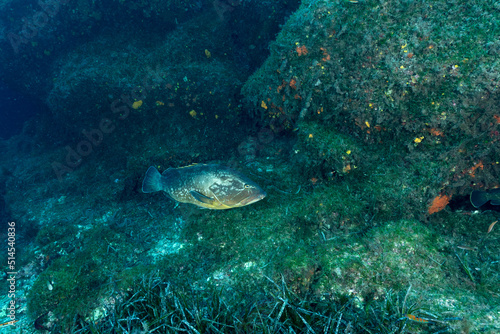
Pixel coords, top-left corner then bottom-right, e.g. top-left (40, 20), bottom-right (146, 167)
top-left (470, 190), bottom-right (489, 208)
top-left (142, 166), bottom-right (163, 193)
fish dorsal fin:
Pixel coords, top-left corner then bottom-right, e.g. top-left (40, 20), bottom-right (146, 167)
top-left (178, 163), bottom-right (206, 169)
top-left (190, 191), bottom-right (215, 205)
top-left (162, 164), bottom-right (204, 177)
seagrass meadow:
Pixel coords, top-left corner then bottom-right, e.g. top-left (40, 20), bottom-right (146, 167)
top-left (0, 0), bottom-right (498, 333)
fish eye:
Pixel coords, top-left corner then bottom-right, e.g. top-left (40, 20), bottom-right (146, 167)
top-left (244, 184), bottom-right (251, 188)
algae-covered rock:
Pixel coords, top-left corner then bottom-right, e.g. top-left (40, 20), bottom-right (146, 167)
top-left (243, 0), bottom-right (500, 208)
top-left (46, 24), bottom-right (244, 135)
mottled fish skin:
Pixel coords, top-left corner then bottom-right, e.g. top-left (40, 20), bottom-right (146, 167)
top-left (142, 164), bottom-right (266, 209)
top-left (470, 188), bottom-right (500, 208)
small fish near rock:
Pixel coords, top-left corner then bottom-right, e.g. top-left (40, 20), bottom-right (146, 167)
top-left (470, 188), bottom-right (500, 208)
top-left (142, 164), bottom-right (266, 209)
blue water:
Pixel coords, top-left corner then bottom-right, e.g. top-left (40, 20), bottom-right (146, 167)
top-left (0, 82), bottom-right (42, 139)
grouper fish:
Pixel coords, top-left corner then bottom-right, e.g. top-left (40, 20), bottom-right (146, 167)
top-left (470, 188), bottom-right (500, 208)
top-left (142, 164), bottom-right (266, 209)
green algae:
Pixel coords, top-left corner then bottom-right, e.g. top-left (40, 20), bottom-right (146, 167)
top-left (15, 163), bottom-right (500, 332)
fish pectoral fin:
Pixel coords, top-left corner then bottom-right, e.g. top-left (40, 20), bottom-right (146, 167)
top-left (190, 191), bottom-right (215, 205)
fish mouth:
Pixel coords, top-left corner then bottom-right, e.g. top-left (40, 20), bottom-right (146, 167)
top-left (240, 191), bottom-right (267, 206)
